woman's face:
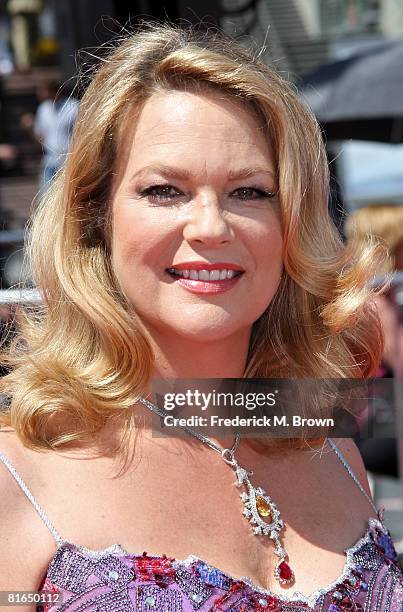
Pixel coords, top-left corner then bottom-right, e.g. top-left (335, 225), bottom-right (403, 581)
top-left (111, 89), bottom-right (283, 342)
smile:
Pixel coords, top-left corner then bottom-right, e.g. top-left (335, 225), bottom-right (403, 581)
top-left (167, 268), bottom-right (243, 281)
top-left (165, 266), bottom-right (244, 294)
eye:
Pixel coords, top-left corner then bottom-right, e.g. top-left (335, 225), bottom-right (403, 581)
top-left (137, 184), bottom-right (277, 205)
top-left (230, 187), bottom-right (277, 200)
top-left (139, 184), bottom-right (183, 202)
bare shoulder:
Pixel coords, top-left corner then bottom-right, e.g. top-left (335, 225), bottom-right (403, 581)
top-left (0, 427), bottom-right (49, 518)
top-left (0, 427), bottom-right (31, 490)
top-left (0, 428), bottom-right (35, 545)
top-left (330, 437), bottom-right (372, 498)
top-left (0, 427), bottom-right (38, 478)
top-left (0, 429), bottom-right (52, 593)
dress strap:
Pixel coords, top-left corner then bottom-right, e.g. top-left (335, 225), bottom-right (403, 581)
top-left (327, 438), bottom-right (378, 515)
top-left (0, 452), bottom-right (63, 545)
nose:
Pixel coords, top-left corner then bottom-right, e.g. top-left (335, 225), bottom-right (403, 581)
top-left (182, 192), bottom-right (234, 247)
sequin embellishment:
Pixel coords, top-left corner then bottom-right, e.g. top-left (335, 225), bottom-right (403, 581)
top-left (36, 518), bottom-right (403, 611)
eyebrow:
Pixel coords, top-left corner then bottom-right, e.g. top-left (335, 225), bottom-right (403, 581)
top-left (129, 164), bottom-right (277, 183)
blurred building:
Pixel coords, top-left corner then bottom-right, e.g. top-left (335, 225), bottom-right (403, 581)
top-left (222, 0), bottom-right (403, 78)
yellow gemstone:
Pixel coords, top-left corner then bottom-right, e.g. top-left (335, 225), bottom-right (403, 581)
top-left (256, 495), bottom-right (271, 518)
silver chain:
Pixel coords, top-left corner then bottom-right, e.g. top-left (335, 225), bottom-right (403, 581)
top-left (138, 396), bottom-right (240, 457)
top-left (138, 397), bottom-right (291, 580)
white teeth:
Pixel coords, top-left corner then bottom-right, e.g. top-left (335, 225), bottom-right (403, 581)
top-left (168, 267), bottom-right (242, 281)
top-left (198, 270), bottom-right (210, 281)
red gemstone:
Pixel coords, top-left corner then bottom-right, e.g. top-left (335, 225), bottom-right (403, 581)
top-left (278, 561), bottom-right (293, 581)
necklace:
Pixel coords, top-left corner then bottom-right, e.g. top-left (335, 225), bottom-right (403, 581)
top-left (139, 396), bottom-right (295, 586)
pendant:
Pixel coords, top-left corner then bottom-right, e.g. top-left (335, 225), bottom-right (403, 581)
top-left (222, 451), bottom-right (295, 586)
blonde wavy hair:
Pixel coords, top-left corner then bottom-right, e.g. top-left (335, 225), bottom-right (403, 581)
top-left (345, 204), bottom-right (403, 273)
top-left (0, 23), bottom-right (385, 451)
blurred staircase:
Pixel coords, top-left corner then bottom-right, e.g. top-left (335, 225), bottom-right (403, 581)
top-left (266, 0), bottom-right (329, 77)
top-left (222, 0), bottom-right (330, 81)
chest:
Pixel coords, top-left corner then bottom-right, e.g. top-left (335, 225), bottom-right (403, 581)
top-left (25, 442), bottom-right (376, 598)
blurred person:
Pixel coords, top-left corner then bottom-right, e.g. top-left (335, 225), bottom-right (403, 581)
top-left (345, 204), bottom-right (403, 375)
top-left (0, 142), bottom-right (18, 229)
top-left (345, 204), bottom-right (403, 478)
top-left (0, 143), bottom-right (17, 163)
top-left (0, 75), bottom-right (18, 169)
top-left (0, 9), bottom-right (13, 75)
top-left (0, 24), bottom-right (402, 610)
top-left (7, 0), bottom-right (42, 72)
top-left (0, 76), bottom-right (19, 226)
top-left (33, 80), bottom-right (79, 189)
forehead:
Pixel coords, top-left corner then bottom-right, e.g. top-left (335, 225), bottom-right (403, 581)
top-left (121, 89), bottom-right (275, 171)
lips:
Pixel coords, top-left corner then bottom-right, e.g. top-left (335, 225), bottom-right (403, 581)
top-left (167, 268), bottom-right (242, 281)
top-left (166, 261), bottom-right (244, 280)
top-left (169, 262), bottom-right (244, 270)
top-left (165, 262), bottom-right (244, 294)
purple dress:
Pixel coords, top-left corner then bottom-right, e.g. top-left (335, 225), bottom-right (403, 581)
top-left (0, 440), bottom-right (402, 611)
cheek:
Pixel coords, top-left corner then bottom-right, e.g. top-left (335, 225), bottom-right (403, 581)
top-left (257, 245), bottom-right (283, 294)
top-left (251, 218), bottom-right (283, 273)
top-left (249, 224), bottom-right (283, 311)
top-left (111, 206), bottom-right (172, 271)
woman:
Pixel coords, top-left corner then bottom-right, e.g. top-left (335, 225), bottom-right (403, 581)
top-left (346, 204), bottom-right (403, 479)
top-left (0, 23), bottom-right (402, 611)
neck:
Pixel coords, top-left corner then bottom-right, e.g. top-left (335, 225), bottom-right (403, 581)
top-left (143, 326), bottom-right (252, 380)
top-left (125, 326), bottom-right (252, 452)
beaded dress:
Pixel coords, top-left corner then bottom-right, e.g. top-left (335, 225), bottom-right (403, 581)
top-left (0, 439), bottom-right (402, 611)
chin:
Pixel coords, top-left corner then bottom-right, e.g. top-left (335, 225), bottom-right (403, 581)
top-left (150, 314), bottom-right (250, 344)
top-left (171, 325), bottom-right (244, 343)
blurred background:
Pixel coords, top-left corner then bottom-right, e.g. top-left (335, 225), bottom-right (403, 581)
top-left (0, 0), bottom-right (402, 555)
